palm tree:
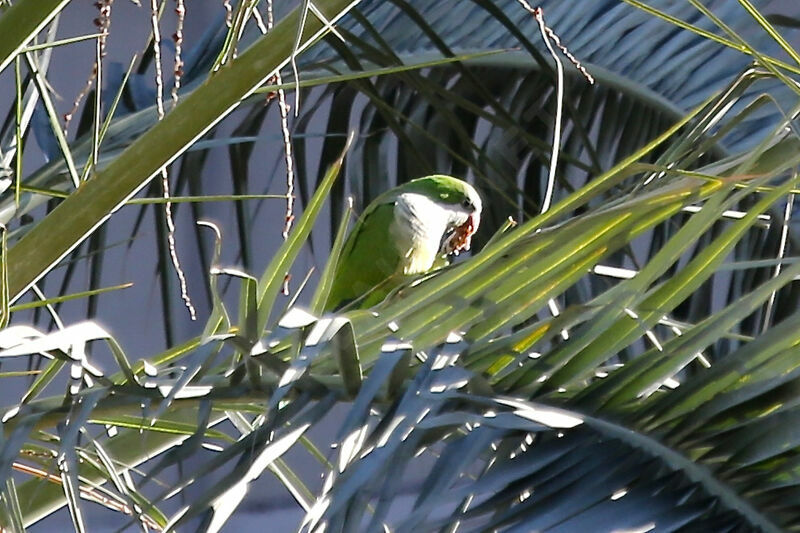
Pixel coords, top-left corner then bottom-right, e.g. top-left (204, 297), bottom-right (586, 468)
top-left (1, 0), bottom-right (799, 530)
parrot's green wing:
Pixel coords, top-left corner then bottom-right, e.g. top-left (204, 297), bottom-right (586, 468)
top-left (324, 202), bottom-right (403, 311)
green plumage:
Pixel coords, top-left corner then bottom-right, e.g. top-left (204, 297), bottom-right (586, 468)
top-left (324, 175), bottom-right (481, 311)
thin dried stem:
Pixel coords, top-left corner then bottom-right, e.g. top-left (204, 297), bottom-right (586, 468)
top-left (252, 2), bottom-right (268, 33)
top-left (63, 0), bottom-right (114, 133)
top-left (531, 7), bottom-right (563, 215)
top-left (522, 4), bottom-right (586, 340)
top-left (260, 0), bottom-right (296, 296)
top-left (223, 0), bottom-right (233, 27)
top-left (278, 89), bottom-right (295, 237)
top-left (150, 0), bottom-right (196, 320)
top-left (516, 0), bottom-right (594, 84)
top-left (171, 0), bottom-right (185, 106)
top-left (150, 0), bottom-right (165, 120)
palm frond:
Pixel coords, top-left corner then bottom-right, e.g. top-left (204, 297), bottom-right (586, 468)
top-left (1, 1), bottom-right (800, 531)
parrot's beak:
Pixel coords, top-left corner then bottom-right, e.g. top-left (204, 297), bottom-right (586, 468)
top-left (446, 212), bottom-right (480, 256)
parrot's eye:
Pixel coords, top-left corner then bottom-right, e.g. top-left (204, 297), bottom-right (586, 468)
top-left (461, 198), bottom-right (473, 210)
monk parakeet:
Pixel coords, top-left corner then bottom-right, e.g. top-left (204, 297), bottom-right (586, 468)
top-left (324, 175), bottom-right (482, 311)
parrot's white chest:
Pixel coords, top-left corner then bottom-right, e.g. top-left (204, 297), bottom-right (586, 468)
top-left (390, 192), bottom-right (452, 275)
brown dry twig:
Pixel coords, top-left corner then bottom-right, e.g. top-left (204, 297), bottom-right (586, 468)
top-left (171, 0), bottom-right (185, 106)
top-left (63, 0), bottom-right (114, 132)
top-left (150, 0), bottom-right (197, 320)
top-left (516, 1), bottom-right (594, 84)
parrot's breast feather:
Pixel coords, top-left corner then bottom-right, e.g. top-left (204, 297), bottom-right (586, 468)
top-left (390, 192), bottom-right (474, 275)
top-left (391, 193), bottom-right (446, 274)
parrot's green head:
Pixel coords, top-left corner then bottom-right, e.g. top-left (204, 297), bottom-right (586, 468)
top-left (394, 175), bottom-right (483, 260)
